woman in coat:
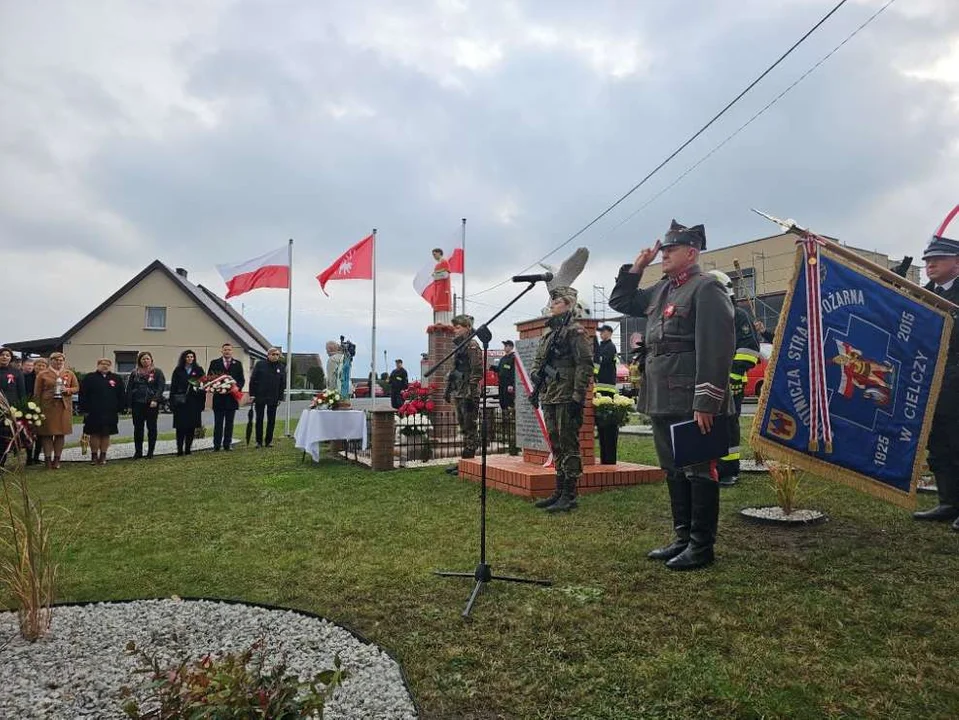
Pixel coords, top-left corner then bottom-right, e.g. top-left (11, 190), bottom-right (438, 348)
top-left (34, 351), bottom-right (80, 469)
top-left (79, 358), bottom-right (126, 465)
top-left (126, 351), bottom-right (166, 459)
top-left (170, 349), bottom-right (205, 456)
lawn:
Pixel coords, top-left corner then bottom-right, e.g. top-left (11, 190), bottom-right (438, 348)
top-left (7, 424), bottom-right (959, 719)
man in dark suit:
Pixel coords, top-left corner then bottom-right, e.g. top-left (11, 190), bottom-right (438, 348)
top-left (913, 234), bottom-right (959, 530)
top-left (388, 359), bottom-right (409, 409)
top-left (207, 342), bottom-right (245, 451)
top-left (249, 347), bottom-right (286, 448)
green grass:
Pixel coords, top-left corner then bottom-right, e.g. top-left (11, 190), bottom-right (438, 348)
top-left (7, 423), bottom-right (959, 719)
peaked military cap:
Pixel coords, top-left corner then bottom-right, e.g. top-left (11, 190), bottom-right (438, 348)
top-left (451, 314), bottom-right (474, 327)
top-left (549, 286), bottom-right (578, 305)
top-left (661, 219), bottom-right (706, 250)
top-left (922, 234), bottom-right (959, 260)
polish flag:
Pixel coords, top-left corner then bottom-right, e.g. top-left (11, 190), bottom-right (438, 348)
top-left (216, 246), bottom-right (290, 299)
top-left (317, 233), bottom-right (375, 295)
top-left (412, 247), bottom-right (464, 305)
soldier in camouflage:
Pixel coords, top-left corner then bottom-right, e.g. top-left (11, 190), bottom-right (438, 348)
top-left (609, 219), bottom-right (734, 570)
top-left (446, 314), bottom-right (483, 464)
top-left (532, 287), bottom-right (594, 513)
top-left (709, 270), bottom-right (761, 488)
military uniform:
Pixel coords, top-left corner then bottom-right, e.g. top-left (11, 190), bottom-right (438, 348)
top-left (717, 303), bottom-right (761, 485)
top-left (532, 288), bottom-right (594, 512)
top-left (914, 235), bottom-right (959, 528)
top-left (594, 331), bottom-right (619, 395)
top-left (447, 315), bottom-right (483, 459)
top-left (497, 344), bottom-right (518, 451)
top-left (609, 220), bottom-right (734, 569)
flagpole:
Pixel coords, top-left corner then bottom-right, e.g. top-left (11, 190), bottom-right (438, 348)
top-left (371, 228), bottom-right (378, 408)
top-left (285, 237), bottom-right (294, 436)
top-left (461, 217), bottom-right (467, 316)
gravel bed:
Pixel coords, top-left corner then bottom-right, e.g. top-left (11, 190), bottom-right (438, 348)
top-left (740, 506), bottom-right (827, 525)
top-left (0, 598), bottom-right (417, 719)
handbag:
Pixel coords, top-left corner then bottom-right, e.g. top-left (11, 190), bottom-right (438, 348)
top-left (172, 392), bottom-right (188, 406)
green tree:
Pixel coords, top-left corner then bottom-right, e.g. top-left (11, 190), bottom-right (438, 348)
top-left (306, 365), bottom-right (326, 389)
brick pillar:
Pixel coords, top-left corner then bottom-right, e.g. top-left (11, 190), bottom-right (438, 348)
top-left (370, 407), bottom-right (396, 471)
top-left (426, 324), bottom-right (457, 445)
top-left (517, 315), bottom-right (598, 467)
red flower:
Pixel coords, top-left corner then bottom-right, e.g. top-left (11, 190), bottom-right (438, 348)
top-left (108, 379), bottom-right (116, 387)
top-left (425, 400), bottom-right (435, 412)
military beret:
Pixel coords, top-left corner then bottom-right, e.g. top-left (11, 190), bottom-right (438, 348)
top-left (922, 234), bottom-right (959, 260)
top-left (549, 286), bottom-right (578, 305)
top-left (661, 219), bottom-right (706, 250)
top-left (451, 314), bottom-right (474, 327)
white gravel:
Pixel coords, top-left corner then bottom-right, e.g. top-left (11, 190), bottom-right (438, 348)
top-left (0, 598), bottom-right (417, 719)
top-left (740, 506), bottom-right (826, 524)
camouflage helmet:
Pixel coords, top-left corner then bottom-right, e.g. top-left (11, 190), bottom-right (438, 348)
top-left (451, 314), bottom-right (474, 327)
top-left (549, 286), bottom-right (578, 306)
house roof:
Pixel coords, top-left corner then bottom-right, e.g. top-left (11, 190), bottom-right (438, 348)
top-left (5, 260), bottom-right (272, 357)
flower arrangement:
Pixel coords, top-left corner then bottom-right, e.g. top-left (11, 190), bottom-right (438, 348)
top-left (593, 391), bottom-right (634, 427)
top-left (11, 399), bottom-right (46, 437)
top-left (396, 413), bottom-right (433, 436)
top-left (198, 374), bottom-right (244, 402)
top-left (426, 323), bottom-right (456, 334)
top-left (396, 381), bottom-right (436, 435)
top-left (310, 389), bottom-right (341, 410)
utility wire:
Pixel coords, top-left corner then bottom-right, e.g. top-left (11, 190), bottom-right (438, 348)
top-left (588, 0), bottom-right (897, 246)
top-left (468, 0), bottom-right (853, 299)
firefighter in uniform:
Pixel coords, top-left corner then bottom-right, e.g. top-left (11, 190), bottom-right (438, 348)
top-left (709, 270), bottom-right (761, 487)
top-left (532, 286), bottom-right (594, 513)
top-left (913, 234), bottom-right (959, 529)
top-left (497, 340), bottom-right (518, 452)
top-left (594, 324), bottom-right (619, 396)
top-left (446, 314), bottom-right (483, 470)
top-left (609, 220), bottom-right (734, 570)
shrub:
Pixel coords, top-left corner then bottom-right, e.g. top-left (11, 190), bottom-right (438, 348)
top-left (120, 639), bottom-right (346, 719)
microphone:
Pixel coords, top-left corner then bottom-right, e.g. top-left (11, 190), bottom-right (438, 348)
top-left (511, 272), bottom-right (554, 283)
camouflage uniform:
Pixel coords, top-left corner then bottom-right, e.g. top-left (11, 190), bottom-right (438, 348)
top-left (447, 316), bottom-right (483, 458)
top-left (609, 220), bottom-right (734, 569)
top-left (533, 289), bottom-right (594, 511)
top-left (717, 304), bottom-right (761, 484)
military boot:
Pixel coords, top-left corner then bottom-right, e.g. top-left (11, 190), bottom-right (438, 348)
top-left (913, 473), bottom-right (959, 521)
top-left (648, 472), bottom-right (692, 560)
top-left (666, 476), bottom-right (718, 571)
top-left (535, 471), bottom-right (564, 508)
top-left (546, 474), bottom-right (578, 513)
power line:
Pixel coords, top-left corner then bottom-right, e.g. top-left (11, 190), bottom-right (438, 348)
top-left (469, 0), bottom-right (852, 299)
top-left (588, 0), bottom-right (897, 244)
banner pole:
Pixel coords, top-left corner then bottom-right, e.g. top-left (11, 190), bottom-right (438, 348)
top-left (461, 218), bottom-right (467, 316)
top-left (285, 238), bottom-right (294, 436)
top-left (371, 228), bottom-right (378, 408)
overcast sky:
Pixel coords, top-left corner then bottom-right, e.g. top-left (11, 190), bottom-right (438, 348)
top-left (2, 0), bottom-right (958, 377)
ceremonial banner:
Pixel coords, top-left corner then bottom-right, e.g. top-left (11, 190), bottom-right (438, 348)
top-left (753, 243), bottom-right (954, 508)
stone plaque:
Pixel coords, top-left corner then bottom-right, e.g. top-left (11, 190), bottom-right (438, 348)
top-left (514, 337), bottom-right (548, 451)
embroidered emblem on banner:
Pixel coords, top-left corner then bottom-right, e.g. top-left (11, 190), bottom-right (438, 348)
top-left (767, 409), bottom-right (797, 440)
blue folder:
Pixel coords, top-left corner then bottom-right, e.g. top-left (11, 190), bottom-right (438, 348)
top-left (670, 418), bottom-right (730, 468)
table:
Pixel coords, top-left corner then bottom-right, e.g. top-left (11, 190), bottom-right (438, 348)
top-left (294, 409), bottom-right (368, 462)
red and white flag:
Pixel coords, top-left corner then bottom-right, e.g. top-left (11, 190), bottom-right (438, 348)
top-left (216, 246), bottom-right (290, 299)
top-left (412, 246), bottom-right (463, 306)
top-left (317, 234), bottom-right (375, 296)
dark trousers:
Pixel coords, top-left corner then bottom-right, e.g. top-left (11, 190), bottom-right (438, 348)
top-left (717, 393), bottom-right (744, 479)
top-left (390, 392), bottom-right (403, 410)
top-left (213, 408), bottom-right (236, 450)
top-left (131, 403), bottom-right (159, 456)
top-left (928, 414), bottom-right (959, 505)
top-left (175, 428), bottom-right (194, 455)
top-left (255, 402), bottom-right (278, 445)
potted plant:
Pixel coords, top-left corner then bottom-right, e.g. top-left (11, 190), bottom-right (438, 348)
top-left (592, 391), bottom-right (633, 465)
top-left (739, 461), bottom-right (827, 526)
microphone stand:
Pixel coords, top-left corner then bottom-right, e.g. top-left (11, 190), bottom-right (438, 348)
top-left (425, 281), bottom-right (552, 617)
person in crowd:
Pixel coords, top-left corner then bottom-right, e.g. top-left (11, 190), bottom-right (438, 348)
top-left (497, 340), bottom-right (517, 451)
top-left (913, 234), bottom-right (959, 529)
top-left (170, 349), bottom-right (205, 456)
top-left (126, 351), bottom-right (166, 459)
top-left (10, 355), bottom-right (22, 371)
top-left (249, 347), bottom-right (286, 448)
top-left (753, 319), bottom-right (774, 343)
top-left (709, 270), bottom-right (761, 488)
top-left (207, 342), bottom-right (245, 452)
top-left (0, 347), bottom-right (26, 466)
top-left (445, 314), bottom-right (483, 474)
top-left (388, 359), bottom-right (409, 409)
top-left (594, 324), bottom-right (619, 396)
top-left (79, 358), bottom-right (126, 465)
top-left (531, 288), bottom-right (594, 513)
top-left (609, 219), bottom-right (734, 570)
top-left (20, 357), bottom-right (39, 465)
top-left (33, 351), bottom-right (79, 469)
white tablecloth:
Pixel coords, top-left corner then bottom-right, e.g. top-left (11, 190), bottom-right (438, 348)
top-left (294, 409), bottom-right (368, 462)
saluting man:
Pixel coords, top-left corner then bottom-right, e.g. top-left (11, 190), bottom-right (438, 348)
top-left (609, 220), bottom-right (734, 570)
top-left (914, 233), bottom-right (959, 530)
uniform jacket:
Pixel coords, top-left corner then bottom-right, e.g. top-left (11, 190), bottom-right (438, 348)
top-left (497, 352), bottom-right (516, 393)
top-left (609, 263), bottom-right (734, 417)
top-left (927, 279), bottom-right (959, 417)
top-left (730, 305), bottom-right (761, 393)
top-left (448, 336), bottom-right (483, 401)
top-left (388, 367), bottom-right (409, 394)
top-left (126, 367), bottom-right (166, 407)
top-left (532, 315), bottom-right (594, 405)
top-left (0, 366), bottom-right (25, 406)
top-left (249, 359), bottom-right (286, 405)
top-left (79, 371), bottom-right (126, 426)
top-left (594, 338), bottom-right (618, 387)
top-left (207, 356), bottom-right (245, 411)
